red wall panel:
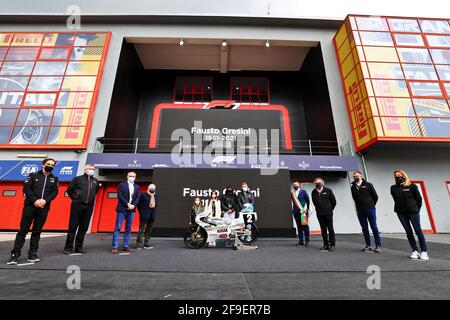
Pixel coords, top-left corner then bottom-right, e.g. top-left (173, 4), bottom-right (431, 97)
top-left (95, 183), bottom-right (148, 233)
top-left (0, 182), bottom-right (71, 230)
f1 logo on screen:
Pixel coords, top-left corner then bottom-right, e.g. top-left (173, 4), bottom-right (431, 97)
top-left (201, 100), bottom-right (240, 109)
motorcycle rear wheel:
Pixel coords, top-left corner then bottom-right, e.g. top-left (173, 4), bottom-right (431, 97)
top-left (184, 226), bottom-right (207, 249)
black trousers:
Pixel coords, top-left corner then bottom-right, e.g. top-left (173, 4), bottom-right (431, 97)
top-left (12, 205), bottom-right (50, 256)
top-left (317, 214), bottom-right (336, 247)
top-left (64, 202), bottom-right (94, 251)
top-left (136, 219), bottom-right (154, 247)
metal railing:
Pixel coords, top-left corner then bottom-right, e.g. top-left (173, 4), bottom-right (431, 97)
top-left (93, 137), bottom-right (340, 156)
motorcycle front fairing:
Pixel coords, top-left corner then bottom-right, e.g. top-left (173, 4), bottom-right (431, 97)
top-left (195, 211), bottom-right (257, 244)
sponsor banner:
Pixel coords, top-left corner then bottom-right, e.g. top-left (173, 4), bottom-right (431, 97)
top-left (86, 153), bottom-right (358, 172)
top-left (0, 160), bottom-right (78, 181)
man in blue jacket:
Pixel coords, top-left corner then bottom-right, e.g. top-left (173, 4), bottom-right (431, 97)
top-left (112, 172), bottom-right (140, 254)
top-left (136, 183), bottom-right (159, 249)
top-left (291, 180), bottom-right (311, 247)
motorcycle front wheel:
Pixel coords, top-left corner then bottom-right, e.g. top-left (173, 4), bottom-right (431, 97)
top-left (238, 223), bottom-right (258, 245)
top-left (183, 226), bottom-right (207, 249)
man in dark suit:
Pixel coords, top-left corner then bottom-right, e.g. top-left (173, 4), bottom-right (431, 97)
top-left (112, 172), bottom-right (140, 254)
top-left (291, 180), bottom-right (311, 247)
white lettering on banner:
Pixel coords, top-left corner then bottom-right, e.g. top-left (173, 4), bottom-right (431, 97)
top-left (182, 187), bottom-right (261, 198)
top-left (389, 19), bottom-right (450, 34)
top-left (21, 164), bottom-right (38, 176)
top-left (420, 20), bottom-right (450, 34)
top-left (0, 92), bottom-right (23, 106)
top-left (172, 120), bottom-right (280, 176)
top-left (25, 93), bottom-right (56, 106)
top-left (0, 91), bottom-right (67, 107)
top-left (401, 65), bottom-right (439, 81)
top-left (59, 166), bottom-right (73, 175)
top-left (190, 127), bottom-right (252, 135)
top-left (183, 188), bottom-right (220, 198)
top-left (235, 188), bottom-right (260, 198)
top-left (389, 19), bottom-right (420, 32)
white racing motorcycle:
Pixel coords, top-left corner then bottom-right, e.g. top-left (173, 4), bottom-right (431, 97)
top-left (183, 204), bottom-right (258, 250)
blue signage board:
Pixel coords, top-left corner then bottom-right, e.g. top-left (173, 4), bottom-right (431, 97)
top-left (0, 160), bottom-right (79, 181)
top-left (86, 153), bottom-right (358, 172)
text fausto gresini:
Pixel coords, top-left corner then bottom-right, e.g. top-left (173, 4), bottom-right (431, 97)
top-left (169, 121), bottom-right (281, 175)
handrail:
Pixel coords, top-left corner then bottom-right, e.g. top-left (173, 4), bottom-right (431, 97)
top-left (92, 137), bottom-right (340, 156)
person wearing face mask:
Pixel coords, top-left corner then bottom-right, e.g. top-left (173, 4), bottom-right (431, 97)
top-left (112, 172), bottom-right (141, 254)
top-left (350, 171), bottom-right (381, 253)
top-left (191, 197), bottom-right (204, 226)
top-left (291, 180), bottom-right (311, 247)
top-left (311, 178), bottom-right (337, 252)
top-left (136, 183), bottom-right (159, 249)
top-left (64, 164), bottom-right (100, 255)
top-left (205, 191), bottom-right (221, 219)
top-left (221, 186), bottom-right (238, 220)
top-left (205, 191), bottom-right (221, 246)
top-left (391, 169), bottom-right (429, 261)
top-left (7, 158), bottom-right (59, 265)
top-left (237, 182), bottom-right (254, 212)
top-left (237, 182), bottom-right (255, 242)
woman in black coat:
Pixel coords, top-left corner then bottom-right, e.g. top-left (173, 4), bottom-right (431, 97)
top-left (391, 169), bottom-right (428, 261)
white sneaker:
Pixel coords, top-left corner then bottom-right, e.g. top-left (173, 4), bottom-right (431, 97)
top-left (410, 251), bottom-right (420, 260)
top-left (420, 251), bottom-right (429, 261)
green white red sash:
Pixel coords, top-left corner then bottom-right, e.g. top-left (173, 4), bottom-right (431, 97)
top-left (291, 191), bottom-right (308, 226)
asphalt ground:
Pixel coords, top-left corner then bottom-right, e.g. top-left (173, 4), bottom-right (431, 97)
top-left (0, 233), bottom-right (449, 300)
